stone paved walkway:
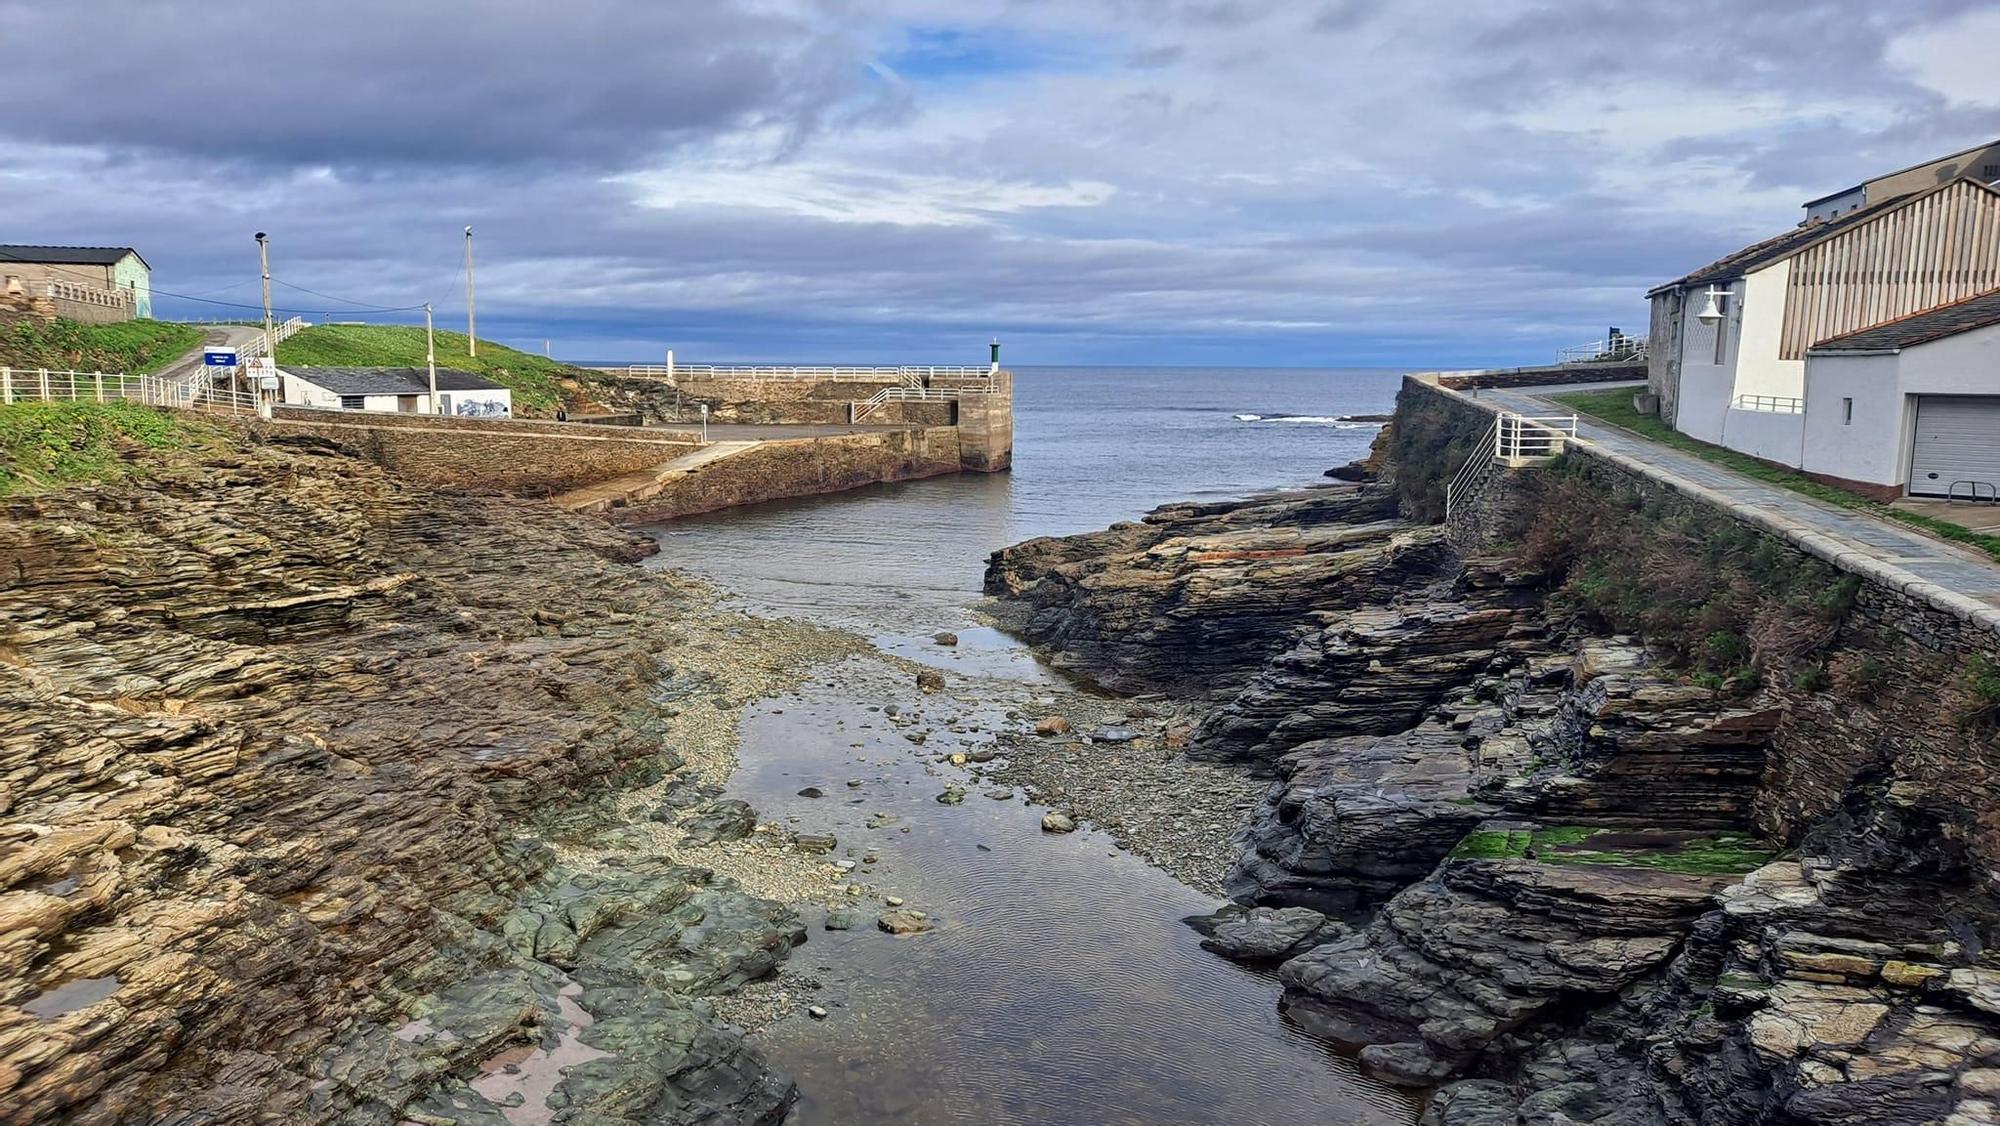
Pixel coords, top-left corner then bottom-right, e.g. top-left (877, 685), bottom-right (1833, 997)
top-left (1477, 381), bottom-right (2000, 606)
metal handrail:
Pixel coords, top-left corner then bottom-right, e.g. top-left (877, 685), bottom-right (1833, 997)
top-left (850, 384), bottom-right (986, 422)
top-left (1731, 394), bottom-right (1804, 414)
top-left (1445, 413), bottom-right (1577, 518)
top-left (1557, 336), bottom-right (1648, 365)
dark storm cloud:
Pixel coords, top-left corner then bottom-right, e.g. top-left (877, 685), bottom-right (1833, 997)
top-left (0, 0), bottom-right (894, 168)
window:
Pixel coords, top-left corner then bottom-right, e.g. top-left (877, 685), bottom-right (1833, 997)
top-left (339, 395), bottom-right (364, 410)
top-left (1842, 397), bottom-right (1853, 425)
top-left (1984, 163), bottom-right (1999, 180)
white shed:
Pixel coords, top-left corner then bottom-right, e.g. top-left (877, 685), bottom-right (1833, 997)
top-left (278, 366), bottom-right (513, 417)
top-left (1801, 289), bottom-right (2000, 500)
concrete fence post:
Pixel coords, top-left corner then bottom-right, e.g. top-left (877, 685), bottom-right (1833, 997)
top-left (1, 367), bottom-right (10, 405)
top-left (39, 369), bottom-right (50, 401)
top-left (95, 373), bottom-right (104, 402)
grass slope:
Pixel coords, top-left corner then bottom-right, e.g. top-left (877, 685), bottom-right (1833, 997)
top-left (1554, 388), bottom-right (2000, 565)
top-left (275, 325), bottom-right (570, 412)
top-left (0, 401), bottom-right (228, 496)
top-left (2, 318), bottom-right (202, 375)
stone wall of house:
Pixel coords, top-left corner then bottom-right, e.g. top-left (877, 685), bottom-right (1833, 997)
top-left (259, 408), bottom-right (701, 494)
top-left (0, 285), bottom-right (56, 327)
top-left (606, 426), bottom-right (965, 523)
top-left (1647, 288), bottom-right (1685, 422)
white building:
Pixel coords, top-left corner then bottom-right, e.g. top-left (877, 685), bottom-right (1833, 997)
top-left (279, 366), bottom-right (513, 417)
top-left (1646, 176), bottom-right (2000, 453)
top-left (1801, 290), bottom-right (2000, 500)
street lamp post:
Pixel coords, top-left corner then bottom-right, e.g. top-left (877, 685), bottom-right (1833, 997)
top-left (464, 226), bottom-right (477, 357)
top-left (424, 302), bottom-right (439, 415)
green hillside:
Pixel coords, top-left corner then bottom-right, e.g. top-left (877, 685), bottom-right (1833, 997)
top-left (0, 400), bottom-right (228, 496)
top-left (275, 324), bottom-right (575, 412)
top-left (2, 318), bottom-right (202, 375)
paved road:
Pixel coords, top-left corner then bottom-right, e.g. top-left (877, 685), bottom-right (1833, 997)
top-left (1483, 381), bottom-right (2000, 605)
top-left (152, 324), bottom-right (271, 384)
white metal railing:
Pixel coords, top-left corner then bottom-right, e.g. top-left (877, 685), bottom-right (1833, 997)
top-left (1731, 394), bottom-right (1804, 414)
top-left (1557, 336), bottom-right (1648, 365)
top-left (1445, 419), bottom-right (1501, 520)
top-left (1445, 413), bottom-right (1579, 518)
top-left (850, 384), bottom-right (987, 422)
top-left (628, 362), bottom-right (989, 383)
top-left (235, 316), bottom-right (308, 362)
top-left (1497, 413), bottom-right (1578, 460)
top-left (0, 367), bottom-right (258, 414)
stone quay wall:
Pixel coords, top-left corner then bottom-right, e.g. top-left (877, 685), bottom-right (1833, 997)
top-left (662, 370), bottom-right (1013, 472)
top-left (259, 407), bottom-right (702, 494)
top-left (606, 426), bottom-right (965, 524)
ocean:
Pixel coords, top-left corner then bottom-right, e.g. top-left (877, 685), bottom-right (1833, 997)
top-left (649, 365), bottom-right (1406, 635)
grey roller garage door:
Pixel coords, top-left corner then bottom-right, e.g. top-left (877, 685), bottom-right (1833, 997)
top-left (1909, 395), bottom-right (2000, 498)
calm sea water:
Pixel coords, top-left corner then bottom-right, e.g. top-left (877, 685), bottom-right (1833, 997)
top-left (639, 366), bottom-right (1417, 1125)
top-left (651, 366), bottom-right (1404, 635)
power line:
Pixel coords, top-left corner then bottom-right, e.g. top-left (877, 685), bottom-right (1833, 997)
top-left (148, 286), bottom-right (428, 316)
top-left (273, 278), bottom-right (426, 312)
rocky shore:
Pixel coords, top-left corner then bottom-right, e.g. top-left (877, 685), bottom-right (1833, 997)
top-left (0, 430), bottom-right (855, 1122)
top-left (983, 411), bottom-right (2000, 1125)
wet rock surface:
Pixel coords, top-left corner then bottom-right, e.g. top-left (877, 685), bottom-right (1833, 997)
top-left (984, 484), bottom-right (1447, 697)
top-left (0, 436), bottom-right (804, 1122)
top-left (1185, 905), bottom-right (1347, 963)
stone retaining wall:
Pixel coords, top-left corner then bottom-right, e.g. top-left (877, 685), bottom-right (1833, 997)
top-left (258, 409), bottom-right (701, 494)
top-left (1413, 372), bottom-right (2000, 867)
top-left (605, 427), bottom-right (964, 523)
top-left (1415, 374), bottom-right (2000, 639)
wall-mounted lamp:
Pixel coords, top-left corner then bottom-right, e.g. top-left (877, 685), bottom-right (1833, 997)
top-left (1696, 285), bottom-right (1729, 325)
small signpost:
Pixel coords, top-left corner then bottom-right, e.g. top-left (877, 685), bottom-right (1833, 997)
top-left (203, 345), bottom-right (239, 368)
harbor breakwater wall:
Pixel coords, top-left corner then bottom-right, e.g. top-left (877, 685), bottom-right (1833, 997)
top-left (258, 406), bottom-right (703, 494)
top-left (601, 425), bottom-right (967, 524)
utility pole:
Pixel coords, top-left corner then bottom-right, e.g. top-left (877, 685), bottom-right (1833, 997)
top-left (425, 302), bottom-right (439, 415)
top-left (256, 232), bottom-right (274, 391)
top-left (464, 225), bottom-right (477, 357)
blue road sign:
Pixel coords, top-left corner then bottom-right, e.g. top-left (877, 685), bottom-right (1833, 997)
top-left (203, 347), bottom-right (239, 366)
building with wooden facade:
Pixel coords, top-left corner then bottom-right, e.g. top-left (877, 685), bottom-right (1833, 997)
top-left (1645, 175), bottom-right (2000, 455)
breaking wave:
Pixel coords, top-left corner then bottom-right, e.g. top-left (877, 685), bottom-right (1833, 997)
top-left (1233, 412), bottom-right (1380, 428)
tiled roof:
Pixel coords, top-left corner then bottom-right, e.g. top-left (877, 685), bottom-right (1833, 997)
top-left (1647, 193), bottom-right (1913, 296)
top-left (0, 245), bottom-right (147, 268)
top-left (282, 366), bottom-right (507, 395)
top-left (1809, 287), bottom-right (2000, 354)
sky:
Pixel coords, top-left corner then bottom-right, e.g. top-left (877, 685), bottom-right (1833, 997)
top-left (2, 1), bottom-right (1997, 367)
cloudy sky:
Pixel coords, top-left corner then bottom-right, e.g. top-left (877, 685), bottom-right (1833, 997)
top-left (3, 1), bottom-right (1996, 366)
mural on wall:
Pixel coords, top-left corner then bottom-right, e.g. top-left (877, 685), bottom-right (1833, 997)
top-left (454, 400), bottom-right (511, 418)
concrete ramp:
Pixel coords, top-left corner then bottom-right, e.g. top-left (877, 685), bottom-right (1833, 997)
top-left (553, 440), bottom-right (761, 515)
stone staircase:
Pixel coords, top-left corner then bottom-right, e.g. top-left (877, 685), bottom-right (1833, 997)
top-left (552, 440), bottom-right (761, 516)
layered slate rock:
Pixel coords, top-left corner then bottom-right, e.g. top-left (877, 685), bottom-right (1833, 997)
top-left (0, 439), bottom-right (798, 1123)
top-left (1191, 558), bottom-right (1548, 766)
top-left (1184, 904), bottom-right (1348, 963)
top-left (1226, 717), bottom-right (1512, 913)
top-left (1639, 788), bottom-right (2000, 1126)
top-left (1495, 642), bottom-right (1780, 830)
top-left (984, 484), bottom-right (1450, 696)
top-left (1278, 825), bottom-right (1776, 1088)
